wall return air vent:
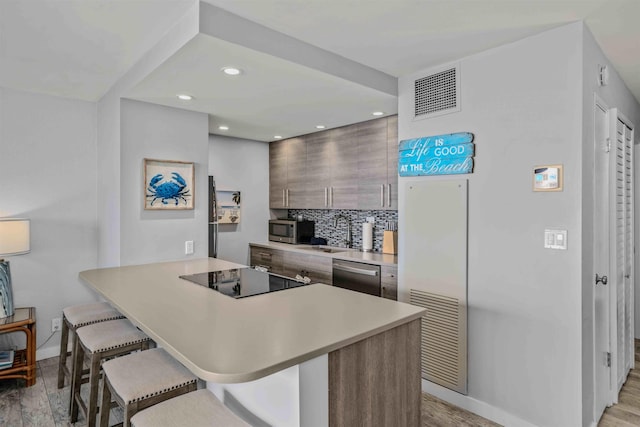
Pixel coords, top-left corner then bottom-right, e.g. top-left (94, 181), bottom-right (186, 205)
top-left (414, 65), bottom-right (460, 120)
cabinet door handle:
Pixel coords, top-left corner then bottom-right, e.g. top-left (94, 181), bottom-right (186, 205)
top-left (380, 184), bottom-right (385, 207)
top-left (387, 184), bottom-right (391, 207)
top-left (282, 189), bottom-right (286, 207)
top-left (330, 187), bottom-right (334, 207)
top-left (324, 187), bottom-right (328, 207)
top-left (286, 188), bottom-right (290, 207)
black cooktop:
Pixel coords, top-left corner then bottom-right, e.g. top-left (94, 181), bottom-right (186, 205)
top-left (179, 267), bottom-right (308, 299)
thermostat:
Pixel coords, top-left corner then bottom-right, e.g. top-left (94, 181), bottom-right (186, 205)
top-left (544, 229), bottom-right (567, 250)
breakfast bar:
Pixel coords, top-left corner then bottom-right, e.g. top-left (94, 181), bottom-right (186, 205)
top-left (79, 258), bottom-right (425, 426)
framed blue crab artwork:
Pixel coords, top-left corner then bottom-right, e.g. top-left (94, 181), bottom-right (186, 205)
top-left (144, 158), bottom-right (195, 210)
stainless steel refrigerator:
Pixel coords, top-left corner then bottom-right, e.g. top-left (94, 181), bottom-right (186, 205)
top-left (208, 176), bottom-right (218, 258)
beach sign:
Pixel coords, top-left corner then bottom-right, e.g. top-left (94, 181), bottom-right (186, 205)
top-left (398, 132), bottom-right (475, 176)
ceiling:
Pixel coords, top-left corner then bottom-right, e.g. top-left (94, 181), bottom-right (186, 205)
top-left (2, 0), bottom-right (639, 142)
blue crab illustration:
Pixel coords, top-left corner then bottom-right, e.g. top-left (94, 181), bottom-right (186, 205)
top-left (147, 172), bottom-right (191, 206)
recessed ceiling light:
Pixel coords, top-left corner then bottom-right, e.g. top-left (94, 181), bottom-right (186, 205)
top-left (372, 111), bottom-right (384, 116)
top-left (218, 125), bottom-right (229, 131)
top-left (274, 135), bottom-right (283, 139)
top-left (221, 67), bottom-right (242, 76)
top-left (177, 94), bottom-right (193, 101)
top-left (316, 125), bottom-right (326, 129)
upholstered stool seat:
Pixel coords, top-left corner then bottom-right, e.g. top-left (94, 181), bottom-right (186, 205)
top-left (130, 389), bottom-right (249, 427)
top-left (57, 302), bottom-right (124, 389)
top-left (99, 348), bottom-right (198, 427)
top-left (71, 318), bottom-right (152, 427)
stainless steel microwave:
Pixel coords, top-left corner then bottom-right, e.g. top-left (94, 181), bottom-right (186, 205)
top-left (268, 220), bottom-right (315, 244)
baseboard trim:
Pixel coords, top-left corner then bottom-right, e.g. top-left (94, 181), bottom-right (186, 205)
top-left (422, 380), bottom-right (538, 427)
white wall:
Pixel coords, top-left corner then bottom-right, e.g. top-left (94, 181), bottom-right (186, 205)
top-left (399, 23), bottom-right (584, 426)
top-left (120, 99), bottom-right (209, 265)
top-left (0, 87), bottom-right (98, 358)
top-left (209, 134), bottom-right (269, 264)
top-left (97, 2), bottom-right (198, 267)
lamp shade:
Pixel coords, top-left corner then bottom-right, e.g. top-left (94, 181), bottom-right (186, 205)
top-left (0, 218), bottom-right (30, 257)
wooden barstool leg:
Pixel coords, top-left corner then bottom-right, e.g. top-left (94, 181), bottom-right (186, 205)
top-left (57, 316), bottom-right (70, 388)
top-left (70, 337), bottom-right (84, 422)
top-left (99, 374), bottom-right (112, 427)
top-left (87, 352), bottom-right (102, 427)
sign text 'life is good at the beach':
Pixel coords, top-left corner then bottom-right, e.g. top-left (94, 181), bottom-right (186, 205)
top-left (398, 132), bottom-right (475, 177)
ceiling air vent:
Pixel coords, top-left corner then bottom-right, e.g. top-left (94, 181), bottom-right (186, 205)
top-left (414, 64), bottom-right (460, 120)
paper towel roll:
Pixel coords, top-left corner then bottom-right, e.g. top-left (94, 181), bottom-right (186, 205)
top-left (362, 222), bottom-right (373, 252)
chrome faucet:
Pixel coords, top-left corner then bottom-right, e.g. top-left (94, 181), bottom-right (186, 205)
top-left (333, 214), bottom-right (352, 248)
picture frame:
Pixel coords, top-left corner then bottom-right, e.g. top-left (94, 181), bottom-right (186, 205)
top-left (144, 158), bottom-right (195, 210)
top-left (216, 190), bottom-right (241, 224)
top-left (533, 164), bottom-right (563, 192)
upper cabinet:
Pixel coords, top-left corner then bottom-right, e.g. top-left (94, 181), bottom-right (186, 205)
top-left (269, 136), bottom-right (306, 209)
top-left (269, 116), bottom-right (397, 210)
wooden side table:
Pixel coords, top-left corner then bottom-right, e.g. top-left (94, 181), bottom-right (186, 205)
top-left (0, 307), bottom-right (36, 386)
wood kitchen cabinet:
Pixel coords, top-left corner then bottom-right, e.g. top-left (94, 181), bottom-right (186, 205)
top-left (386, 115), bottom-right (399, 209)
top-left (250, 246), bottom-right (284, 275)
top-left (282, 251), bottom-right (332, 285)
top-left (269, 137), bottom-right (306, 209)
top-left (358, 118), bottom-right (389, 209)
top-left (305, 127), bottom-right (358, 209)
top-left (381, 265), bottom-right (398, 300)
top-left (269, 116), bottom-right (397, 211)
top-left (250, 245), bottom-right (332, 285)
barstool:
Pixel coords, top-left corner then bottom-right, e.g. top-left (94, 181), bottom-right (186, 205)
top-left (98, 348), bottom-right (198, 427)
top-left (129, 389), bottom-right (249, 427)
top-left (71, 318), bottom-right (152, 427)
top-left (57, 302), bottom-right (124, 389)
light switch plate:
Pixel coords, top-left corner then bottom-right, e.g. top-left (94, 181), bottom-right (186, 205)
top-left (544, 229), bottom-right (567, 250)
top-left (185, 240), bottom-right (194, 255)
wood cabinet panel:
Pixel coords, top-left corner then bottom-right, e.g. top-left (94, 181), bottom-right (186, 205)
top-left (386, 115), bottom-right (399, 210)
top-left (270, 116), bottom-right (398, 210)
top-left (269, 140), bottom-right (288, 208)
top-left (282, 251), bottom-right (332, 285)
top-left (329, 319), bottom-right (421, 427)
top-left (330, 127), bottom-right (359, 209)
top-left (269, 137), bottom-right (307, 209)
top-left (285, 137), bottom-right (307, 208)
top-left (305, 132), bottom-right (333, 209)
top-left (381, 265), bottom-right (398, 301)
top-left (249, 247), bottom-right (284, 275)
top-left (358, 119), bottom-right (388, 210)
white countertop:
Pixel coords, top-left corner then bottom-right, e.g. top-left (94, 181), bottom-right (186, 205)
top-left (79, 258), bottom-right (423, 383)
top-left (250, 241), bottom-right (398, 267)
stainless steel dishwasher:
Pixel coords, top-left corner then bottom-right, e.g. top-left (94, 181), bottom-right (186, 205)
top-left (332, 259), bottom-right (381, 296)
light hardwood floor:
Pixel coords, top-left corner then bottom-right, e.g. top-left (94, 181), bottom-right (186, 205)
top-left (0, 355), bottom-right (499, 426)
top-left (598, 339), bottom-right (640, 427)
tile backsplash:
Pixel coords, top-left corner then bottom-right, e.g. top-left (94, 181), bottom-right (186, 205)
top-left (287, 209), bottom-right (398, 252)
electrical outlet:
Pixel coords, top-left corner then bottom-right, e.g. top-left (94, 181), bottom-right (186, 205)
top-left (52, 317), bottom-right (61, 332)
top-left (185, 240), bottom-right (194, 255)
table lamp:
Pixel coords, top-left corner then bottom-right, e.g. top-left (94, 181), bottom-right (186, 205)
top-left (0, 218), bottom-right (30, 318)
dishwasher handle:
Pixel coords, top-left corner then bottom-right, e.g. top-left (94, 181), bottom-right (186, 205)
top-left (333, 263), bottom-right (379, 276)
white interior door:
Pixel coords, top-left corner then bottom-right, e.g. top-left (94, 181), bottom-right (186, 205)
top-left (594, 96), bottom-right (611, 418)
top-left (610, 109), bottom-right (635, 393)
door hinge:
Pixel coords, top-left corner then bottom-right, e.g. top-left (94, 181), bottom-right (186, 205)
top-left (605, 137), bottom-right (611, 153)
top-left (606, 352), bottom-right (611, 367)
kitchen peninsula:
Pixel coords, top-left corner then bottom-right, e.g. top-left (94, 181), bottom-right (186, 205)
top-left (79, 258), bottom-right (424, 427)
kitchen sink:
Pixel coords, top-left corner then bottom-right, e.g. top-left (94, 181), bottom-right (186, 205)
top-left (299, 246), bottom-right (347, 254)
